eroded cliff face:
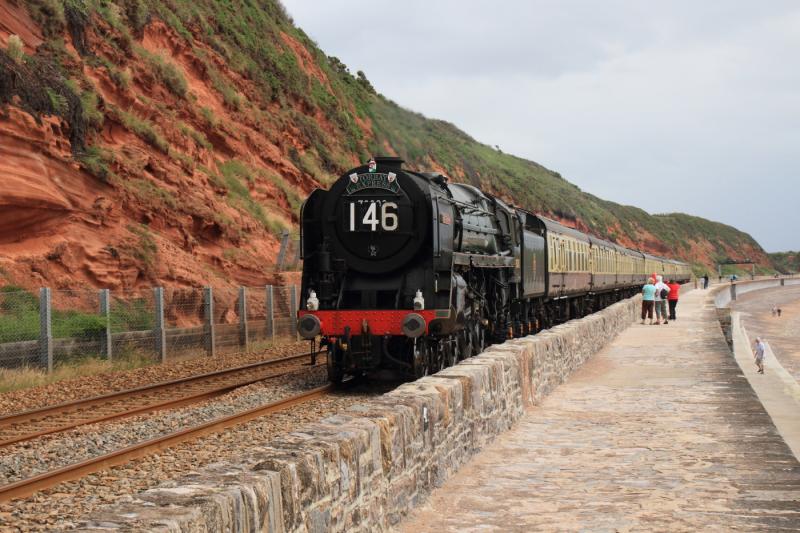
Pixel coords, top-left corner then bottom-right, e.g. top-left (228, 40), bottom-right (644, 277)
top-left (0, 0), bottom-right (772, 292)
top-left (0, 1), bottom-right (342, 290)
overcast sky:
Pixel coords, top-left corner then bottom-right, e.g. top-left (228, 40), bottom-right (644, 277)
top-left (283, 1), bottom-right (798, 252)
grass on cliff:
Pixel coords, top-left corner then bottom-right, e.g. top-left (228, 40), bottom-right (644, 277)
top-left (769, 252), bottom-right (800, 274)
top-left (212, 160), bottom-right (287, 235)
top-left (115, 107), bottom-right (169, 153)
top-left (136, 46), bottom-right (188, 98)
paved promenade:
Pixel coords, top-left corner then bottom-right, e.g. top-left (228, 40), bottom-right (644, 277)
top-left (400, 288), bottom-right (800, 531)
top-left (734, 284), bottom-right (800, 382)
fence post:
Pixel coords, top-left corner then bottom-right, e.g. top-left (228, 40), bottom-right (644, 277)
top-left (153, 287), bottom-right (167, 362)
top-left (99, 289), bottom-right (112, 361)
top-left (294, 236), bottom-right (302, 267)
top-left (276, 230), bottom-right (290, 271)
top-left (39, 288), bottom-right (53, 373)
top-left (204, 287), bottom-right (216, 357)
top-left (266, 285), bottom-right (275, 343)
top-left (290, 284), bottom-right (299, 341)
top-left (730, 283), bottom-right (737, 302)
top-left (238, 286), bottom-right (249, 349)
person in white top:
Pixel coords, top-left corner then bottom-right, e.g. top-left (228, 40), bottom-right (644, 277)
top-left (753, 337), bottom-right (766, 374)
top-left (653, 275), bottom-right (671, 325)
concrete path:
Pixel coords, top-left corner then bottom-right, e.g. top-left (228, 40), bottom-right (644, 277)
top-left (728, 285), bottom-right (800, 460)
top-left (399, 289), bottom-right (800, 532)
top-left (733, 285), bottom-right (800, 383)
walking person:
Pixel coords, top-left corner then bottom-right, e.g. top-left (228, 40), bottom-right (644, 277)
top-left (653, 275), bottom-right (670, 325)
top-left (641, 278), bottom-right (656, 325)
top-left (667, 278), bottom-right (681, 321)
top-left (753, 337), bottom-right (766, 374)
top-left (703, 274), bottom-right (709, 289)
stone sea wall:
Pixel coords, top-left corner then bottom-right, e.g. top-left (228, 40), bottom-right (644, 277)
top-left (80, 296), bottom-right (641, 532)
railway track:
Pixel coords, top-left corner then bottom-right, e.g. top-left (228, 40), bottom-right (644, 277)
top-left (0, 384), bottom-right (332, 503)
top-left (0, 351), bottom-right (324, 448)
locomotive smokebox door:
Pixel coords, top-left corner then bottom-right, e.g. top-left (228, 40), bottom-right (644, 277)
top-left (323, 158), bottom-right (430, 274)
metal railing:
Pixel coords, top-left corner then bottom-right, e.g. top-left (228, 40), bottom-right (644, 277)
top-left (0, 285), bottom-right (301, 372)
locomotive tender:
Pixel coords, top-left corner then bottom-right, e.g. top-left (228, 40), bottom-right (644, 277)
top-left (298, 157), bottom-right (690, 382)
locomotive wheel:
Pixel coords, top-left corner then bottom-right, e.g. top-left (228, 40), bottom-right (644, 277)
top-left (326, 345), bottom-right (344, 385)
top-left (470, 322), bottom-right (482, 356)
top-left (463, 329), bottom-right (474, 359)
top-left (413, 340), bottom-right (429, 379)
top-left (434, 340), bottom-right (443, 370)
top-left (445, 337), bottom-right (457, 367)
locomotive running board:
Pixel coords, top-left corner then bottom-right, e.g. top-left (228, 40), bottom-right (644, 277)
top-left (453, 252), bottom-right (515, 268)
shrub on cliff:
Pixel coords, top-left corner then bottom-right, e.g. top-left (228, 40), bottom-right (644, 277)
top-left (5, 35), bottom-right (24, 65)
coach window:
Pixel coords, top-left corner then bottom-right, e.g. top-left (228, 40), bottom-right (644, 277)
top-left (570, 241), bottom-right (575, 271)
top-left (552, 238), bottom-right (557, 271)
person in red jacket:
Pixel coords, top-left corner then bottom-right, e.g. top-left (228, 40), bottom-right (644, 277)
top-left (667, 279), bottom-right (681, 320)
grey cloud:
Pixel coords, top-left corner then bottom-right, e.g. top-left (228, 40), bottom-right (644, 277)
top-left (284, 1), bottom-right (799, 251)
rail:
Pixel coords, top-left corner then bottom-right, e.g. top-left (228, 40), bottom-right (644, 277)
top-left (0, 384), bottom-right (332, 503)
top-left (0, 351), bottom-right (324, 447)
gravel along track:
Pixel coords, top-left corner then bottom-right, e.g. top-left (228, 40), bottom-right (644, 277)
top-left (0, 367), bottom-right (395, 532)
top-left (0, 340), bottom-right (313, 416)
top-left (0, 351), bottom-right (322, 447)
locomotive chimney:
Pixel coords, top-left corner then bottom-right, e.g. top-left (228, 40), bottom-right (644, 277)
top-left (374, 156), bottom-right (404, 171)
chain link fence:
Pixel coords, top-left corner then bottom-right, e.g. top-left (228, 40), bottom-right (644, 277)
top-left (0, 287), bottom-right (41, 368)
top-left (0, 284), bottom-right (301, 372)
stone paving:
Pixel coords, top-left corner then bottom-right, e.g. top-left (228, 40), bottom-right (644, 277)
top-left (399, 288), bottom-right (800, 532)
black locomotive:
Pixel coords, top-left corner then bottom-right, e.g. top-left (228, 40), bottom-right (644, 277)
top-left (298, 157), bottom-right (690, 382)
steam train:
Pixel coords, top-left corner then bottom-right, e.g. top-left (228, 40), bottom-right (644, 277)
top-left (298, 157), bottom-right (691, 382)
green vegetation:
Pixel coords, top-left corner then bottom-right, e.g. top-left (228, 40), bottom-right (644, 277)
top-left (115, 107), bottom-right (169, 153)
top-left (136, 46), bottom-right (188, 98)
top-left (0, 286), bottom-right (104, 342)
top-left (200, 106), bottom-right (218, 127)
top-left (257, 168), bottom-right (303, 211)
top-left (93, 56), bottom-right (132, 88)
top-left (76, 145), bottom-right (113, 181)
top-left (6, 35), bottom-right (25, 64)
top-left (125, 178), bottom-right (178, 210)
top-left (127, 224), bottom-right (158, 269)
top-left (196, 52), bottom-right (242, 110)
top-left (110, 296), bottom-right (155, 333)
top-left (0, 285), bottom-right (158, 345)
top-left (212, 160), bottom-right (287, 235)
top-left (769, 252), bottom-right (799, 274)
top-left (178, 121), bottom-right (212, 149)
top-left (80, 90), bottom-right (104, 128)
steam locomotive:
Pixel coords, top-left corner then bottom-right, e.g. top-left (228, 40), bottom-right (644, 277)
top-left (298, 157), bottom-right (691, 383)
